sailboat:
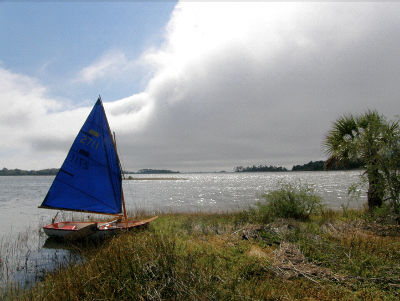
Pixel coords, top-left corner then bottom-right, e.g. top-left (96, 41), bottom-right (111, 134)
top-left (39, 96), bottom-right (157, 240)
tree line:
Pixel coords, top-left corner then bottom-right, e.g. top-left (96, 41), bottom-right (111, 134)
top-left (234, 165), bottom-right (288, 172)
top-left (292, 160), bottom-right (365, 171)
top-left (235, 160), bottom-right (365, 172)
top-left (1, 167), bottom-right (181, 176)
top-left (127, 169), bottom-right (180, 174)
top-left (0, 167), bottom-right (59, 176)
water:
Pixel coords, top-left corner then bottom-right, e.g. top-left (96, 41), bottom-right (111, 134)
top-left (124, 171), bottom-right (366, 214)
top-left (0, 171), bottom-right (366, 289)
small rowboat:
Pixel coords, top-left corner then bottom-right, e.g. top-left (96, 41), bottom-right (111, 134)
top-left (43, 217), bottom-right (158, 240)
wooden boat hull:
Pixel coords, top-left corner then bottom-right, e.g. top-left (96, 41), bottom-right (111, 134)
top-left (43, 216), bottom-right (158, 240)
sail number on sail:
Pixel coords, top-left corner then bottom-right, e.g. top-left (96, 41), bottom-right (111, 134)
top-left (80, 134), bottom-right (100, 149)
top-left (70, 129), bottom-right (101, 171)
top-left (70, 154), bottom-right (89, 170)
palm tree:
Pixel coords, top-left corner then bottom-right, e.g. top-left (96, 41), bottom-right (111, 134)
top-left (324, 110), bottom-right (387, 209)
top-left (380, 118), bottom-right (400, 212)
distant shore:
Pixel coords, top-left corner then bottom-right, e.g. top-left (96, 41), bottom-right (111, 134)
top-left (0, 160), bottom-right (366, 176)
top-left (125, 176), bottom-right (187, 181)
top-left (0, 168), bottom-right (59, 176)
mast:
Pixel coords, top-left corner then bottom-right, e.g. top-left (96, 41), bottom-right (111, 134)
top-left (113, 131), bottom-right (129, 226)
top-left (99, 95), bottom-right (128, 225)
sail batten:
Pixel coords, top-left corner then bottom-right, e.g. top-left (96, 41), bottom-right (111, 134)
top-left (44, 177), bottom-right (122, 212)
top-left (38, 206), bottom-right (124, 216)
top-left (40, 97), bottom-right (123, 215)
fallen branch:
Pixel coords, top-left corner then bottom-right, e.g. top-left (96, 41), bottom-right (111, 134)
top-left (289, 260), bottom-right (322, 287)
top-left (226, 228), bottom-right (245, 241)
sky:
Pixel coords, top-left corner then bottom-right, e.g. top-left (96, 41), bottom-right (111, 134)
top-left (1, 2), bottom-right (400, 173)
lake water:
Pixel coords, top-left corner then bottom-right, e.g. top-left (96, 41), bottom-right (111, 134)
top-left (0, 171), bottom-right (366, 239)
top-left (0, 171), bottom-right (366, 289)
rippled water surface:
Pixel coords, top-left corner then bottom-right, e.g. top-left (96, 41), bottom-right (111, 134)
top-left (124, 171), bottom-right (366, 214)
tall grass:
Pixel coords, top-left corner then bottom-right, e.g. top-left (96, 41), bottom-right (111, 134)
top-left (252, 180), bottom-right (325, 222)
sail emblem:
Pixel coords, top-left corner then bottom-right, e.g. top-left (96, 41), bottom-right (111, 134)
top-left (89, 129), bottom-right (100, 137)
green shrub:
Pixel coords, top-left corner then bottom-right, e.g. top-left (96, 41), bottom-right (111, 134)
top-left (255, 180), bottom-right (324, 222)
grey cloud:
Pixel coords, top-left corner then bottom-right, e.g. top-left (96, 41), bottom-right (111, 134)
top-left (29, 137), bottom-right (72, 153)
top-left (116, 3), bottom-right (400, 173)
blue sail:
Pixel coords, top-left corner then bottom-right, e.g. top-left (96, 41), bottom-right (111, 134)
top-left (40, 97), bottom-right (122, 214)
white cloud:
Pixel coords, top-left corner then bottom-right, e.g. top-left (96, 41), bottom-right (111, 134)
top-left (0, 68), bottom-right (57, 135)
top-left (105, 93), bottom-right (155, 133)
top-left (0, 66), bottom-right (90, 168)
top-left (76, 51), bottom-right (131, 84)
top-left (75, 50), bottom-right (138, 84)
top-left (145, 3), bottom-right (373, 78)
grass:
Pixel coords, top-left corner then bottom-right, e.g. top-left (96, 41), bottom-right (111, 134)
top-left (2, 208), bottom-right (400, 300)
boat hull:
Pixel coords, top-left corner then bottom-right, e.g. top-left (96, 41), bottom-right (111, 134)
top-left (43, 217), bottom-right (158, 240)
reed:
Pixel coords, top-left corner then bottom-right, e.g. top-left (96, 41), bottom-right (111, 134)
top-left (0, 212), bottom-right (104, 297)
top-left (3, 208), bottom-right (399, 300)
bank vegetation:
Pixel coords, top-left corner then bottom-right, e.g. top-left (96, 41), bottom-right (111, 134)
top-left (2, 181), bottom-right (399, 300)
